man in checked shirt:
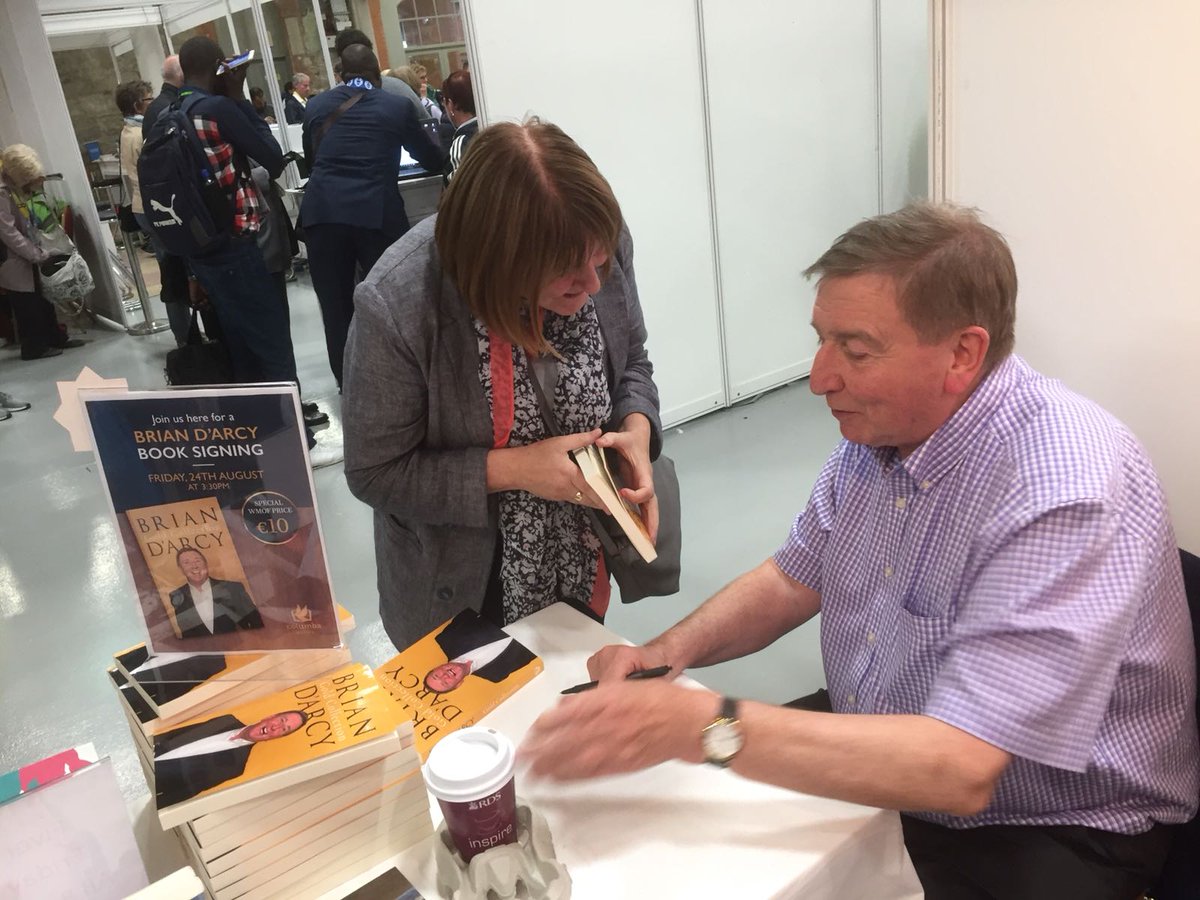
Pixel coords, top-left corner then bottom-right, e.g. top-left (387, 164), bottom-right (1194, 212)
top-left (522, 203), bottom-right (1199, 899)
top-left (175, 38), bottom-right (300, 403)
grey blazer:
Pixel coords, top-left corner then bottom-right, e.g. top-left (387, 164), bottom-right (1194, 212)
top-left (342, 215), bottom-right (662, 649)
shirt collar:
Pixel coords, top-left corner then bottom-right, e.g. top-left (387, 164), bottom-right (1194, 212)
top-left (890, 353), bottom-right (1028, 488)
top-left (344, 77), bottom-right (374, 90)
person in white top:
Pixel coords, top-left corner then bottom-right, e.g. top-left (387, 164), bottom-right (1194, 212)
top-left (167, 547), bottom-right (263, 638)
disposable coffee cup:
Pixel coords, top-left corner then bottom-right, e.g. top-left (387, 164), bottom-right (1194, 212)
top-left (424, 726), bottom-right (518, 862)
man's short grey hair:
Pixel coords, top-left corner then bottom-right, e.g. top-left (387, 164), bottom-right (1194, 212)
top-left (162, 55), bottom-right (183, 85)
top-left (804, 202), bottom-right (1017, 369)
top-left (291, 73), bottom-right (310, 85)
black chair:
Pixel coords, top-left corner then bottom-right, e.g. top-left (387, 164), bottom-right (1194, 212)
top-left (1150, 549), bottom-right (1200, 899)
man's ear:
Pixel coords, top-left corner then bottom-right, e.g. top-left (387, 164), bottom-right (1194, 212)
top-left (945, 326), bottom-right (990, 395)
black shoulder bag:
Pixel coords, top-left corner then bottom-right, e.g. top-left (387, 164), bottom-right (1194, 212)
top-left (165, 308), bottom-right (233, 385)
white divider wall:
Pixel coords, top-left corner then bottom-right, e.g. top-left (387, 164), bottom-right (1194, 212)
top-left (944, 0), bottom-right (1200, 548)
top-left (880, 0), bottom-right (930, 211)
top-left (701, 0), bottom-right (882, 400)
top-left (463, 0), bottom-right (727, 426)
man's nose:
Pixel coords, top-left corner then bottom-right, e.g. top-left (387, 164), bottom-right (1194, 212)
top-left (809, 343), bottom-right (842, 396)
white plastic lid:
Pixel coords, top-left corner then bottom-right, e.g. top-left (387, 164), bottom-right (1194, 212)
top-left (423, 727), bottom-right (516, 802)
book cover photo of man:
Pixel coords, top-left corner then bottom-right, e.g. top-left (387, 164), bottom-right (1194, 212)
top-left (153, 709), bottom-right (307, 808)
top-left (423, 610), bottom-right (537, 694)
top-left (168, 547), bottom-right (264, 638)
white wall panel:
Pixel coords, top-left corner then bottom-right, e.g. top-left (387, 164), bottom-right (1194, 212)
top-left (463, 0), bottom-right (726, 426)
top-left (701, 0), bottom-right (881, 400)
top-left (880, 0), bottom-right (929, 210)
top-left (946, 0), bottom-right (1200, 548)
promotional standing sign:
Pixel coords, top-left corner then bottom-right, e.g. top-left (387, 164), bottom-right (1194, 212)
top-left (82, 385), bottom-right (343, 654)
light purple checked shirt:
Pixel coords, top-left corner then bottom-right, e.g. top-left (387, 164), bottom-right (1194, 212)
top-left (775, 354), bottom-right (1199, 832)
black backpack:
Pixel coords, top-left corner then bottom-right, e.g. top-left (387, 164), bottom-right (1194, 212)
top-left (137, 93), bottom-right (234, 258)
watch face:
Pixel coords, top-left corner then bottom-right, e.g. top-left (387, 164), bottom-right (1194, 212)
top-left (703, 721), bottom-right (744, 763)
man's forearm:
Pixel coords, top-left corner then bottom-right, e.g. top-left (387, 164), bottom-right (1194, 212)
top-left (649, 559), bottom-right (820, 671)
top-left (714, 703), bottom-right (1011, 816)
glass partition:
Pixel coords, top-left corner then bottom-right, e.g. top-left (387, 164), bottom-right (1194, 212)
top-left (395, 0), bottom-right (466, 89)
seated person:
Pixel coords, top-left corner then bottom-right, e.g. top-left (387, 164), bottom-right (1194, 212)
top-left (522, 202), bottom-right (1200, 900)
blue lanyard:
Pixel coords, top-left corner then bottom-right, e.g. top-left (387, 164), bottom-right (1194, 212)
top-left (344, 77), bottom-right (374, 90)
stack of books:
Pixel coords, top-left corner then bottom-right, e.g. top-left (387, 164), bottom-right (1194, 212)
top-left (109, 654), bottom-right (431, 900)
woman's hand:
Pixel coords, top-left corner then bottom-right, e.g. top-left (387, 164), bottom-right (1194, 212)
top-left (595, 413), bottom-right (658, 541)
top-left (487, 429), bottom-right (606, 508)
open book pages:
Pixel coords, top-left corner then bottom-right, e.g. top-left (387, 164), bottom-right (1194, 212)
top-left (570, 444), bottom-right (657, 563)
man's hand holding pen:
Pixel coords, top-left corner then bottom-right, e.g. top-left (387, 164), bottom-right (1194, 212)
top-left (586, 642), bottom-right (676, 685)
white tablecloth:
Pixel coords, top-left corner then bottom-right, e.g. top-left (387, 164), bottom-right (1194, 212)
top-left (331, 603), bottom-right (924, 899)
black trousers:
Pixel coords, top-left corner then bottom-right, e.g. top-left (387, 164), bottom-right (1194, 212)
top-left (6, 289), bottom-right (66, 359)
top-left (902, 815), bottom-right (1170, 900)
top-left (304, 223), bottom-right (401, 388)
top-left (784, 689), bottom-right (1171, 899)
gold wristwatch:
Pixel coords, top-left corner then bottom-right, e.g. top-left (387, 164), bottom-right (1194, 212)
top-left (701, 696), bottom-right (743, 767)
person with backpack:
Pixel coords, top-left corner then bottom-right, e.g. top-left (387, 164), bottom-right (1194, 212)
top-left (141, 38), bottom-right (303, 402)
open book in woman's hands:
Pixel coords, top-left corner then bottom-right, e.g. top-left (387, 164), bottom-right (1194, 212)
top-left (570, 444), bottom-right (657, 563)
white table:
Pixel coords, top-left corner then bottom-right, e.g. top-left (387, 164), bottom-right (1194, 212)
top-left (331, 603), bottom-right (924, 899)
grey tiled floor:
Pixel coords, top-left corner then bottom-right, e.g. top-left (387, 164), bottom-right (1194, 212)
top-left (0, 275), bottom-right (840, 804)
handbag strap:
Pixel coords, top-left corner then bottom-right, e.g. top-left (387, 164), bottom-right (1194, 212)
top-left (186, 307), bottom-right (204, 346)
top-left (313, 91), bottom-right (365, 158)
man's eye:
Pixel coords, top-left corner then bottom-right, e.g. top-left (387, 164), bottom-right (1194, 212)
top-left (845, 348), bottom-right (869, 361)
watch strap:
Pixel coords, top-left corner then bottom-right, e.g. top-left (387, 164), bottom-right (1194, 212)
top-left (719, 695), bottom-right (739, 721)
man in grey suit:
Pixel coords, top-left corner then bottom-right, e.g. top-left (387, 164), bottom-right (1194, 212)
top-left (168, 547), bottom-right (263, 638)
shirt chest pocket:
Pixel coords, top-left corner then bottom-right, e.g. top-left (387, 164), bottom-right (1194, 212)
top-left (877, 604), bottom-right (953, 715)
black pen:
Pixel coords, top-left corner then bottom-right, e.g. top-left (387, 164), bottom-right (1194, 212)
top-left (560, 665), bottom-right (672, 695)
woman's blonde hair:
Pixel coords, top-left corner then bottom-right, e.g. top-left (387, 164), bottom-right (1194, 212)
top-left (436, 119), bottom-right (623, 354)
top-left (1, 144), bottom-right (46, 194)
top-left (391, 65), bottom-right (421, 94)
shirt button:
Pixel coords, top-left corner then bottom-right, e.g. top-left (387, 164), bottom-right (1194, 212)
top-left (847, 694), bottom-right (857, 705)
top-left (894, 497), bottom-right (907, 510)
top-left (867, 632), bottom-right (876, 644)
top-left (920, 480), bottom-right (932, 491)
top-left (883, 565), bottom-right (894, 577)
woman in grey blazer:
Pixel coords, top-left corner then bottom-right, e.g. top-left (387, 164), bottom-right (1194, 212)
top-left (342, 120), bottom-right (663, 650)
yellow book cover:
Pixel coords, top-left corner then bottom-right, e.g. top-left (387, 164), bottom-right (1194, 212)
top-left (376, 609), bottom-right (543, 760)
top-left (126, 497), bottom-right (263, 643)
top-left (152, 662), bottom-right (405, 828)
